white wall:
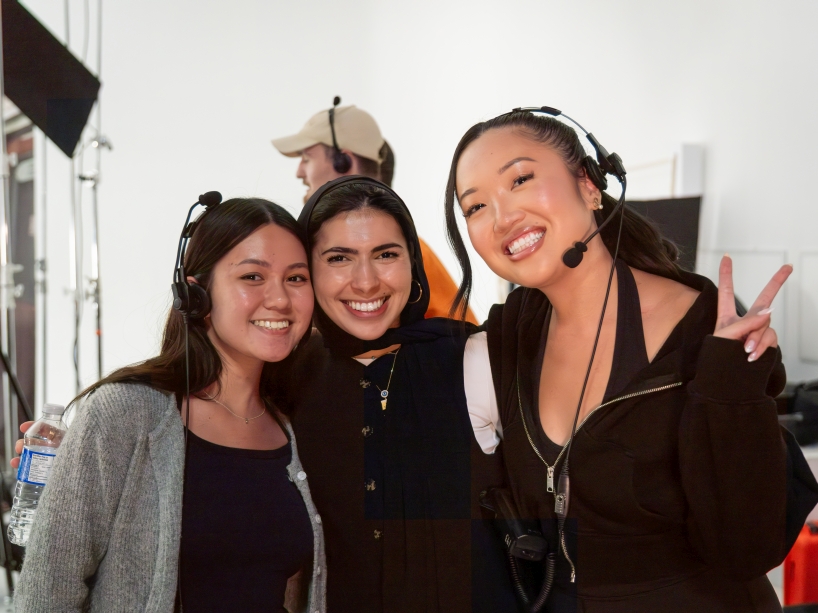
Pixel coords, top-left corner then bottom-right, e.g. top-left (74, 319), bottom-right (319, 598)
top-left (17, 0), bottom-right (818, 406)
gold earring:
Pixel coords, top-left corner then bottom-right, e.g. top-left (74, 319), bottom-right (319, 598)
top-left (408, 279), bottom-right (423, 304)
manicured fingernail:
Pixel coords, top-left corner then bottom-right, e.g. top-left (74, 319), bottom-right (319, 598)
top-left (724, 253), bottom-right (730, 258)
top-left (748, 351), bottom-right (758, 362)
top-left (758, 307), bottom-right (774, 316)
top-left (744, 340), bottom-right (756, 353)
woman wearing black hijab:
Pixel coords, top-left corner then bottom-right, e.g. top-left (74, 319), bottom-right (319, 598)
top-left (282, 176), bottom-right (517, 613)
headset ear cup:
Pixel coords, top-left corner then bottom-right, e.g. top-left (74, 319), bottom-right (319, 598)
top-left (583, 156), bottom-right (608, 191)
top-left (186, 283), bottom-right (211, 319)
top-left (333, 150), bottom-right (352, 174)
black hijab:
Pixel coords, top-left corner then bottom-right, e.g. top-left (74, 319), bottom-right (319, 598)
top-left (298, 175), bottom-right (473, 356)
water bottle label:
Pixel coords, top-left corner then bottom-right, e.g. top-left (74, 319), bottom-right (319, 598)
top-left (17, 448), bottom-right (57, 486)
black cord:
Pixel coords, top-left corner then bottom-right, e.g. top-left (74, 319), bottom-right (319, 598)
top-left (0, 348), bottom-right (33, 421)
top-left (530, 553), bottom-right (557, 613)
top-left (556, 176), bottom-right (628, 571)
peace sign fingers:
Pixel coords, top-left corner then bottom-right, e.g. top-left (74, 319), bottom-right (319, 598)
top-left (713, 254), bottom-right (792, 361)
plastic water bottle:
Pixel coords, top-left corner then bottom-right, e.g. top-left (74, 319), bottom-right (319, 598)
top-left (8, 403), bottom-right (68, 546)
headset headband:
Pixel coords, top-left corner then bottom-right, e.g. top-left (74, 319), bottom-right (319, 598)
top-left (512, 106), bottom-right (627, 183)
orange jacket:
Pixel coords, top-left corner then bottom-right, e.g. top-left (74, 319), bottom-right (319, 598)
top-left (418, 238), bottom-right (478, 324)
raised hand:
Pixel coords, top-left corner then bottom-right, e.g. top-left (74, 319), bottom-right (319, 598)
top-left (713, 254), bottom-right (792, 362)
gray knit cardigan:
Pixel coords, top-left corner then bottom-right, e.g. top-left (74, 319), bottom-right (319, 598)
top-left (14, 383), bottom-right (327, 613)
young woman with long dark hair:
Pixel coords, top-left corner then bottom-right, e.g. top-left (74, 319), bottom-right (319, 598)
top-left (442, 110), bottom-right (817, 612)
top-left (14, 198), bottom-right (325, 613)
top-left (283, 176), bottom-right (516, 613)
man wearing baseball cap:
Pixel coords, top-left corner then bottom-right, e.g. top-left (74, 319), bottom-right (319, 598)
top-left (272, 98), bottom-right (477, 323)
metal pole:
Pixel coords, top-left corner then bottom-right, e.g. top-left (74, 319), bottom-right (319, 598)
top-left (33, 127), bottom-right (47, 414)
top-left (0, 0), bottom-right (22, 471)
top-left (69, 156), bottom-right (81, 393)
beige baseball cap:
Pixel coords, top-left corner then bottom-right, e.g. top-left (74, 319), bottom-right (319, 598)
top-left (271, 104), bottom-right (385, 163)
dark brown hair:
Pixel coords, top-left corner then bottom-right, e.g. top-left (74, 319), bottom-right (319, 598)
top-left (77, 198), bottom-right (307, 412)
top-left (444, 111), bottom-right (684, 319)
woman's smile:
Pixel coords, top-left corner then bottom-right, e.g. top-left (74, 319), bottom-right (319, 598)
top-left (504, 227), bottom-right (546, 258)
top-left (341, 296), bottom-right (391, 316)
top-left (250, 318), bottom-right (291, 332)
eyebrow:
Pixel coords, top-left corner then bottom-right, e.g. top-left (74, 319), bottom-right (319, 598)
top-left (320, 243), bottom-right (404, 256)
top-left (236, 258), bottom-right (269, 267)
top-left (458, 157), bottom-right (538, 203)
top-left (498, 156), bottom-right (536, 174)
top-left (236, 259), bottom-right (308, 270)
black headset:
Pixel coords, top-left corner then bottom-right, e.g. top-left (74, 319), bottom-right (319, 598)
top-left (171, 190), bottom-right (223, 320)
top-left (328, 96), bottom-right (353, 174)
top-left (512, 106), bottom-right (627, 269)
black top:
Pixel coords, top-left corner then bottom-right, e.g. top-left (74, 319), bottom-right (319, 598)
top-left (179, 431), bottom-right (314, 613)
top-left (533, 261), bottom-right (649, 463)
top-left (487, 265), bottom-right (800, 612)
top-left (288, 332), bottom-right (517, 613)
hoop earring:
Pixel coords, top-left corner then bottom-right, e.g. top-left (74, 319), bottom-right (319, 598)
top-left (408, 279), bottom-right (423, 304)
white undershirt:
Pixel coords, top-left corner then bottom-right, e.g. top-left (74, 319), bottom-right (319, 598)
top-left (463, 331), bottom-right (502, 454)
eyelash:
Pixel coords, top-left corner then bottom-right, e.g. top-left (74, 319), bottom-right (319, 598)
top-left (513, 173), bottom-right (533, 187)
top-left (327, 251), bottom-right (401, 263)
top-left (463, 203), bottom-right (485, 219)
top-left (463, 173), bottom-right (533, 219)
top-left (241, 273), bottom-right (309, 283)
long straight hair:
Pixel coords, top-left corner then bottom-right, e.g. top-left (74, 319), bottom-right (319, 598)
top-left (444, 111), bottom-right (684, 319)
top-left (77, 198), bottom-right (308, 413)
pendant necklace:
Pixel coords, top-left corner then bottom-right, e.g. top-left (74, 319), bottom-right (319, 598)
top-left (203, 393), bottom-right (266, 424)
top-left (374, 348), bottom-right (400, 411)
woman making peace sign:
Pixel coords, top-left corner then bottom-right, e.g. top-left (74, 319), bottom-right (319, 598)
top-left (445, 109), bottom-right (818, 612)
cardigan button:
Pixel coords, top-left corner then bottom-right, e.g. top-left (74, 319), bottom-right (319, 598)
top-left (297, 471), bottom-right (307, 481)
top-left (315, 514), bottom-right (322, 524)
top-left (374, 529), bottom-right (382, 540)
top-left (362, 426), bottom-right (373, 437)
top-left (365, 479), bottom-right (376, 491)
top-left (359, 377), bottom-right (371, 388)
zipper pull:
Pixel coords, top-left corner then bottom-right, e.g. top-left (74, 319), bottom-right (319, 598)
top-left (547, 466), bottom-right (555, 493)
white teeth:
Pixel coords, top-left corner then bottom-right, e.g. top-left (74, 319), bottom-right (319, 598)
top-left (508, 231), bottom-right (545, 255)
top-left (345, 298), bottom-right (385, 313)
top-left (252, 320), bottom-right (290, 330)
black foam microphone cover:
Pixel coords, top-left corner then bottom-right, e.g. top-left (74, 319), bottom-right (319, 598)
top-left (198, 191), bottom-right (222, 208)
top-left (562, 241), bottom-right (588, 268)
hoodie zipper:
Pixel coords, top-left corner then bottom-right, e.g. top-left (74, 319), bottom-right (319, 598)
top-left (517, 376), bottom-right (683, 582)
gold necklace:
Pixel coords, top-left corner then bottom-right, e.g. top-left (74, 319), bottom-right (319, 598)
top-left (374, 349), bottom-right (400, 411)
top-left (203, 393), bottom-right (266, 425)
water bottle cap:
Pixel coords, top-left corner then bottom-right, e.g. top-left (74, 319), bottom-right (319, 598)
top-left (42, 403), bottom-right (66, 416)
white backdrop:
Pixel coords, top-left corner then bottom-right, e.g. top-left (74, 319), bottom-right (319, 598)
top-left (16, 0), bottom-right (818, 407)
